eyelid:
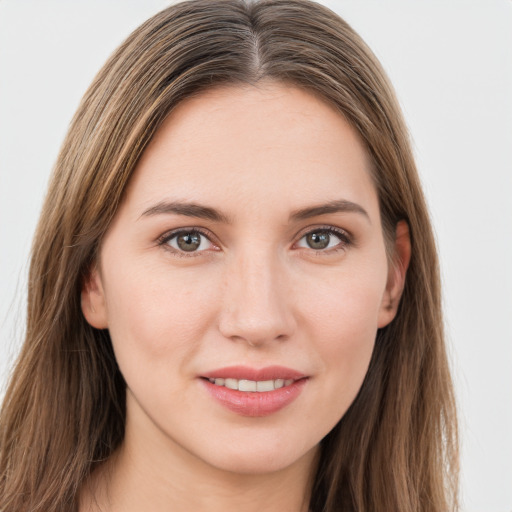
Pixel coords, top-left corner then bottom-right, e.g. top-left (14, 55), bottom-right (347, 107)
top-left (293, 224), bottom-right (353, 252)
top-left (157, 227), bottom-right (220, 257)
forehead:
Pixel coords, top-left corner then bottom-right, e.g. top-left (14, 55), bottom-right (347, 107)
top-left (125, 82), bottom-right (378, 220)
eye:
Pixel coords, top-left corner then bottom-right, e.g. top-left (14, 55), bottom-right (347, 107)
top-left (296, 227), bottom-right (350, 252)
top-left (160, 229), bottom-right (216, 254)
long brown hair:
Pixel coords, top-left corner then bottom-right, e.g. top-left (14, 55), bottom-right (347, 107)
top-left (0, 1), bottom-right (458, 510)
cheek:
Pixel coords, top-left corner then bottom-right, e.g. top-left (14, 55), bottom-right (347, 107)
top-left (299, 264), bottom-right (387, 411)
top-left (313, 283), bottom-right (381, 373)
top-left (103, 259), bottom-right (220, 368)
top-left (302, 260), bottom-right (387, 345)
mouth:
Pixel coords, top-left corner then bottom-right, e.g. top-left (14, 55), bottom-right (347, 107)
top-left (200, 366), bottom-right (308, 417)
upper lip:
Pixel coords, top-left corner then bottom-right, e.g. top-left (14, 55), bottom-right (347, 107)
top-left (201, 365), bottom-right (306, 381)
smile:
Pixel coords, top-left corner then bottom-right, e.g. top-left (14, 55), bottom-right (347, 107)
top-left (201, 366), bottom-right (308, 417)
top-left (206, 377), bottom-right (295, 392)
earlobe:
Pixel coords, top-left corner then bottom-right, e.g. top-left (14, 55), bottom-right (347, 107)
top-left (81, 265), bottom-right (109, 329)
top-left (377, 220), bottom-right (411, 328)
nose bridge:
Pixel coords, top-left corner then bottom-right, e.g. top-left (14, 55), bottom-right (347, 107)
top-left (218, 246), bottom-right (295, 345)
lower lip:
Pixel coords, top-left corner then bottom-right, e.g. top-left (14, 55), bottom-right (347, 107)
top-left (201, 378), bottom-right (307, 417)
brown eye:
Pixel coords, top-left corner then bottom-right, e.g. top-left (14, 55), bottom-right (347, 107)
top-left (306, 231), bottom-right (331, 249)
top-left (296, 228), bottom-right (350, 252)
top-left (165, 230), bottom-right (213, 253)
top-left (176, 232), bottom-right (201, 251)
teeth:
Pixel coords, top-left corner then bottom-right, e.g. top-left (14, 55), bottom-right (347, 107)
top-left (207, 377), bottom-right (296, 392)
top-left (256, 380), bottom-right (274, 392)
top-left (239, 380), bottom-right (257, 392)
top-left (224, 378), bottom-right (238, 390)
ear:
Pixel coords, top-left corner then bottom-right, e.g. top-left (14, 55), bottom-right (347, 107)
top-left (81, 265), bottom-right (109, 329)
top-left (377, 220), bottom-right (411, 328)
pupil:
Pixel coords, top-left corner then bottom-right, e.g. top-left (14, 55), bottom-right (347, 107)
top-left (177, 232), bottom-right (201, 251)
top-left (307, 231), bottom-right (330, 249)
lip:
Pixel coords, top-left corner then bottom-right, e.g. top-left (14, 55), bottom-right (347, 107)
top-left (201, 365), bottom-right (306, 381)
top-left (200, 365), bottom-right (308, 417)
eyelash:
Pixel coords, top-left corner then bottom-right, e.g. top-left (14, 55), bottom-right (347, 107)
top-left (157, 225), bottom-right (353, 258)
top-left (295, 226), bottom-right (352, 255)
top-left (157, 228), bottom-right (217, 258)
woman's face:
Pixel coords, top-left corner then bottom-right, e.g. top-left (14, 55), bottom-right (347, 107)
top-left (83, 83), bottom-right (406, 475)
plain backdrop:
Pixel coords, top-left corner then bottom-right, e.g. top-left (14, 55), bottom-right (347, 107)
top-left (0, 1), bottom-right (511, 511)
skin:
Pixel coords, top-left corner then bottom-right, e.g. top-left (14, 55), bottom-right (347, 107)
top-left (80, 82), bottom-right (410, 512)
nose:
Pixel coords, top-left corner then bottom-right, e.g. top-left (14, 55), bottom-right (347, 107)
top-left (218, 249), bottom-right (296, 347)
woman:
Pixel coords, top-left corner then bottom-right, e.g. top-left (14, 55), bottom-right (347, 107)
top-left (0, 0), bottom-right (458, 511)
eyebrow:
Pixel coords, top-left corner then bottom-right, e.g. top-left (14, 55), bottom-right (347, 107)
top-left (140, 198), bottom-right (370, 224)
top-left (140, 200), bottom-right (232, 223)
top-left (289, 199), bottom-right (370, 223)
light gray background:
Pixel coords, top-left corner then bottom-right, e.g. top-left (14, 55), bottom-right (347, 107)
top-left (1, 1), bottom-right (511, 511)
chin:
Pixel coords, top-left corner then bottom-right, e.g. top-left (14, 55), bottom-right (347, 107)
top-left (197, 438), bottom-right (319, 476)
